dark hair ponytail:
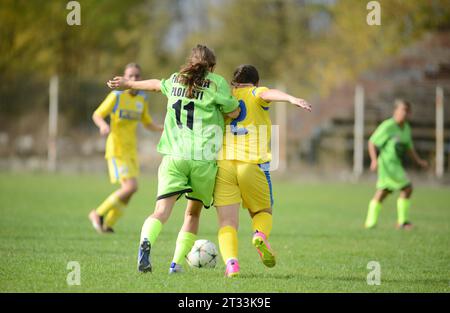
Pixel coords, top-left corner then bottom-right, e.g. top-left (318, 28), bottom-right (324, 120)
top-left (179, 44), bottom-right (216, 98)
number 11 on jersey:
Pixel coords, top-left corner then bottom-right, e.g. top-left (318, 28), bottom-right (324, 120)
top-left (172, 100), bottom-right (195, 130)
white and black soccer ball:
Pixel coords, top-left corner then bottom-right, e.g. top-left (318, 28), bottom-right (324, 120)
top-left (186, 239), bottom-right (218, 269)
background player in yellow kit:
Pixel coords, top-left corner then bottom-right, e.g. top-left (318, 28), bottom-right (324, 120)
top-left (89, 63), bottom-right (163, 233)
top-left (214, 64), bottom-right (311, 277)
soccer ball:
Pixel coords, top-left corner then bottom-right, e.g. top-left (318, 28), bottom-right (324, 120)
top-left (186, 239), bottom-right (218, 269)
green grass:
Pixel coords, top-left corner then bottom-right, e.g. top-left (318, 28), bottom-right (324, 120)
top-left (0, 172), bottom-right (449, 292)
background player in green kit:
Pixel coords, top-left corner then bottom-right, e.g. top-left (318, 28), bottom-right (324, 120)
top-left (107, 44), bottom-right (240, 273)
top-left (365, 99), bottom-right (428, 230)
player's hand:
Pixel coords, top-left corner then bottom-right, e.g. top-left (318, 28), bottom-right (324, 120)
top-left (107, 76), bottom-right (129, 90)
top-left (370, 159), bottom-right (378, 171)
top-left (417, 159), bottom-right (428, 169)
top-left (100, 124), bottom-right (110, 136)
top-left (291, 98), bottom-right (312, 111)
top-left (227, 107), bottom-right (241, 119)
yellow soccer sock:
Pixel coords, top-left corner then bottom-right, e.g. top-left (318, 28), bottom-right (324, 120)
top-left (95, 192), bottom-right (125, 217)
top-left (252, 212), bottom-right (273, 237)
top-left (104, 207), bottom-right (124, 228)
top-left (218, 226), bottom-right (238, 264)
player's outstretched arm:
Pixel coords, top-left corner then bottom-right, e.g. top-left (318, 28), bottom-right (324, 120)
top-left (407, 148), bottom-right (428, 169)
top-left (144, 122), bottom-right (164, 133)
top-left (107, 76), bottom-right (162, 92)
top-left (259, 89), bottom-right (312, 111)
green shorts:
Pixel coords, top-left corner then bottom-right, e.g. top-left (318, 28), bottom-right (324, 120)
top-left (157, 155), bottom-right (218, 208)
top-left (376, 158), bottom-right (411, 191)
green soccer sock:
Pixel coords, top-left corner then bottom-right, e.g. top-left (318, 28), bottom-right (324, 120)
top-left (140, 217), bottom-right (163, 246)
top-left (365, 200), bottom-right (382, 228)
top-left (172, 231), bottom-right (197, 265)
top-left (397, 198), bottom-right (411, 225)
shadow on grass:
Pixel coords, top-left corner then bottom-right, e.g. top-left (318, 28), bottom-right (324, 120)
top-left (303, 274), bottom-right (448, 286)
top-left (238, 271), bottom-right (447, 287)
top-left (238, 273), bottom-right (297, 280)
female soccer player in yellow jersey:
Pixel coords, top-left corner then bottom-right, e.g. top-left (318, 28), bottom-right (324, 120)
top-left (107, 45), bottom-right (240, 274)
top-left (89, 63), bottom-right (163, 234)
top-left (214, 64), bottom-right (311, 277)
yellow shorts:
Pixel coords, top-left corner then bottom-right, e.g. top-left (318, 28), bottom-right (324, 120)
top-left (107, 156), bottom-right (139, 184)
top-left (214, 160), bottom-right (273, 213)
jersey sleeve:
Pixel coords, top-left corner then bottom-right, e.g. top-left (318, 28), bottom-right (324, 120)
top-left (160, 73), bottom-right (175, 97)
top-left (215, 77), bottom-right (239, 113)
top-left (369, 120), bottom-right (391, 149)
top-left (141, 99), bottom-right (153, 126)
top-left (94, 92), bottom-right (117, 118)
top-left (252, 86), bottom-right (271, 109)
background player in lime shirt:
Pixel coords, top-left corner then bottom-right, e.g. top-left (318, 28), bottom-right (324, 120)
top-left (89, 63), bottom-right (163, 234)
top-left (365, 99), bottom-right (428, 230)
top-left (107, 45), bottom-right (240, 274)
top-left (214, 64), bottom-right (311, 277)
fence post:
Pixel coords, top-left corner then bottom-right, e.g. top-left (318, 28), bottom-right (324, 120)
top-left (353, 85), bottom-right (365, 178)
top-left (436, 86), bottom-right (444, 178)
top-left (48, 75), bottom-right (59, 172)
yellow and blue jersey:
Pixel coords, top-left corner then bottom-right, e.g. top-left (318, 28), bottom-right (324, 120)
top-left (219, 86), bottom-right (272, 164)
top-left (94, 90), bottom-right (153, 159)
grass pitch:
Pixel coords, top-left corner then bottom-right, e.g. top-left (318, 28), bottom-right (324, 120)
top-left (0, 172), bottom-right (448, 292)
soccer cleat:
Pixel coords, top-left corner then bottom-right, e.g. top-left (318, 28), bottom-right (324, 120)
top-left (168, 262), bottom-right (183, 274)
top-left (396, 222), bottom-right (414, 230)
top-left (364, 223), bottom-right (376, 229)
top-left (224, 259), bottom-right (240, 278)
top-left (137, 239), bottom-right (152, 273)
top-left (103, 227), bottom-right (115, 234)
top-left (252, 231), bottom-right (276, 268)
top-left (88, 210), bottom-right (105, 234)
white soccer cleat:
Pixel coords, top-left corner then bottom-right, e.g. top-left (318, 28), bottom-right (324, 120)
top-left (169, 262), bottom-right (184, 274)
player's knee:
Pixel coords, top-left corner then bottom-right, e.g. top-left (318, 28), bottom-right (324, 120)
top-left (402, 186), bottom-right (413, 198)
top-left (374, 190), bottom-right (390, 202)
top-left (123, 182), bottom-right (138, 195)
top-left (152, 211), bottom-right (169, 223)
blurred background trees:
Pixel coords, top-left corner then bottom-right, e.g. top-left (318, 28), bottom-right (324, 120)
top-left (1, 0), bottom-right (449, 171)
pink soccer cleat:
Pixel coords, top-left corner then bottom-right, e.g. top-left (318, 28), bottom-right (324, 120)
top-left (252, 231), bottom-right (276, 268)
top-left (224, 259), bottom-right (240, 278)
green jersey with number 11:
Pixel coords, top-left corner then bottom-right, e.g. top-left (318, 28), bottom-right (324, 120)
top-left (158, 72), bottom-right (239, 161)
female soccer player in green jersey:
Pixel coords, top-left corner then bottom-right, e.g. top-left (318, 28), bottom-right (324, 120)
top-left (89, 63), bottom-right (163, 234)
top-left (107, 45), bottom-right (240, 273)
top-left (365, 99), bottom-right (428, 230)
